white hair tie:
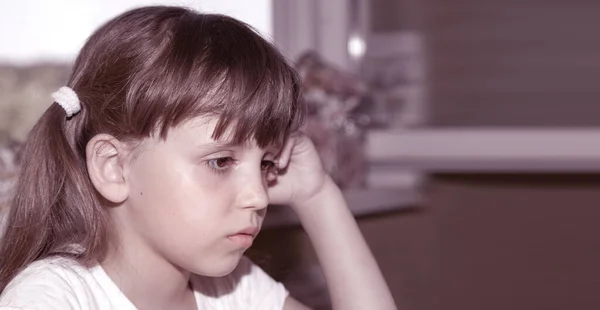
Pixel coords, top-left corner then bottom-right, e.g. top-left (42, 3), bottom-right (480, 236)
top-left (51, 86), bottom-right (81, 117)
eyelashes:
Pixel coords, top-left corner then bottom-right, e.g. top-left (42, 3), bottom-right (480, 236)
top-left (260, 160), bottom-right (276, 172)
top-left (206, 157), bottom-right (236, 174)
top-left (205, 157), bottom-right (277, 176)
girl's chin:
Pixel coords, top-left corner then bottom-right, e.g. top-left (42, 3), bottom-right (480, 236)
top-left (190, 253), bottom-right (244, 277)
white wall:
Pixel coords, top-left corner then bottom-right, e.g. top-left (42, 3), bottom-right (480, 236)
top-left (272, 0), bottom-right (352, 70)
top-left (0, 0), bottom-right (271, 65)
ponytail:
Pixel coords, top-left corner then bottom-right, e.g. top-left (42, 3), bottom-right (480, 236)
top-left (0, 103), bottom-right (109, 292)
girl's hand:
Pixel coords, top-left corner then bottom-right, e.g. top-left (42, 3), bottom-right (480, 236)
top-left (267, 134), bottom-right (398, 310)
top-left (267, 132), bottom-right (330, 209)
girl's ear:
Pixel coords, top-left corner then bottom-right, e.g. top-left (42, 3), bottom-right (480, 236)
top-left (86, 134), bottom-right (130, 204)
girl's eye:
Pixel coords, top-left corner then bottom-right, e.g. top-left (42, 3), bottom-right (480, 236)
top-left (261, 160), bottom-right (276, 172)
top-left (207, 157), bottom-right (235, 171)
top-left (263, 160), bottom-right (278, 183)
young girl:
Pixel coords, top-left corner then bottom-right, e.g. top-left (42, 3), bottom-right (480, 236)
top-left (0, 6), bottom-right (396, 310)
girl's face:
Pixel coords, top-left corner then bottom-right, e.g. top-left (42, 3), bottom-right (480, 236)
top-left (120, 116), bottom-right (279, 276)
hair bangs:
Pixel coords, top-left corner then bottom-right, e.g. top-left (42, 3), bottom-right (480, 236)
top-left (145, 13), bottom-right (303, 148)
top-left (211, 54), bottom-right (303, 148)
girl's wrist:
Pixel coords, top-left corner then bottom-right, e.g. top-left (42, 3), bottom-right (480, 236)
top-left (290, 175), bottom-right (344, 218)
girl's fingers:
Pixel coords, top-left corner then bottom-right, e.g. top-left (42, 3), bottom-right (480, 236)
top-left (277, 135), bottom-right (296, 169)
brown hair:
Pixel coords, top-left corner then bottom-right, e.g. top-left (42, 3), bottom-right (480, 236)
top-left (0, 6), bottom-right (303, 291)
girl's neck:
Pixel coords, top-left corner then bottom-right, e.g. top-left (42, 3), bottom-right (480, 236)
top-left (101, 231), bottom-right (196, 310)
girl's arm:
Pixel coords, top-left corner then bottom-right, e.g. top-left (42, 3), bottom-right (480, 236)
top-left (292, 176), bottom-right (396, 310)
top-left (271, 134), bottom-right (397, 310)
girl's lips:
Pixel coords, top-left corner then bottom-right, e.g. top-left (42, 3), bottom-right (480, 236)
top-left (228, 226), bottom-right (259, 247)
top-left (228, 234), bottom-right (254, 247)
top-left (235, 226), bottom-right (259, 237)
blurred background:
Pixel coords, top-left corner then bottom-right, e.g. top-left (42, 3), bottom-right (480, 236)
top-left (1, 0), bottom-right (600, 309)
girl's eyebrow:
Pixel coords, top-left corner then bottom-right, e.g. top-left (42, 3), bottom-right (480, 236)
top-left (270, 140), bottom-right (283, 151)
top-left (266, 143), bottom-right (283, 154)
top-left (196, 141), bottom-right (283, 155)
top-left (195, 140), bottom-right (240, 151)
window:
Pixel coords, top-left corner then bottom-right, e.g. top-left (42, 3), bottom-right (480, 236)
top-left (0, 0), bottom-right (272, 64)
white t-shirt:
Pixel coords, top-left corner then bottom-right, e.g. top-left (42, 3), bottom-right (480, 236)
top-left (0, 256), bottom-right (288, 310)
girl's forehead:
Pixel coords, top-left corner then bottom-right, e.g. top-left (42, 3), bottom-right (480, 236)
top-left (166, 116), bottom-right (222, 142)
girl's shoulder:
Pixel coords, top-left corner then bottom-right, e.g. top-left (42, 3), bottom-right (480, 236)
top-left (0, 256), bottom-right (128, 310)
top-left (0, 256), bottom-right (88, 308)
